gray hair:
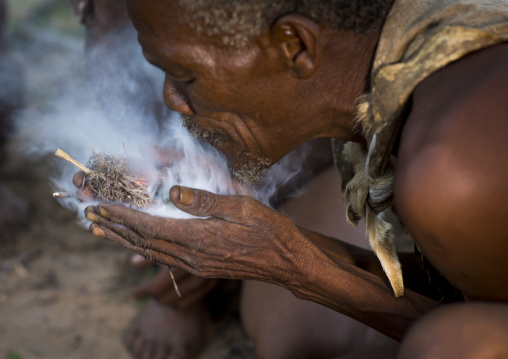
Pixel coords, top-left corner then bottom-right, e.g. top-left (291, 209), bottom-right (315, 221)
top-left (178, 0), bottom-right (391, 47)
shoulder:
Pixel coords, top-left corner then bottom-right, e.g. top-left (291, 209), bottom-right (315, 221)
top-left (393, 43), bottom-right (508, 301)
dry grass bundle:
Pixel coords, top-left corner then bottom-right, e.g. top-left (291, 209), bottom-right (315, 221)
top-left (55, 149), bottom-right (161, 208)
top-left (86, 151), bottom-right (156, 207)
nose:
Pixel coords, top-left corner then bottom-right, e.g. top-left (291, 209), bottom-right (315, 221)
top-left (163, 76), bottom-right (194, 115)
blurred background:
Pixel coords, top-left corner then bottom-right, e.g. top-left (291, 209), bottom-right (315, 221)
top-left (0, 1), bottom-right (252, 358)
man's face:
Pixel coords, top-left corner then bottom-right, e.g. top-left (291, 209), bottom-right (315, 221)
top-left (126, 0), bottom-right (321, 184)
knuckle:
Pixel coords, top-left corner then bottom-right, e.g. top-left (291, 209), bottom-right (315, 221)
top-left (141, 247), bottom-right (156, 263)
top-left (195, 191), bottom-right (217, 213)
top-left (130, 212), bottom-right (157, 239)
top-left (238, 196), bottom-right (257, 218)
top-left (126, 230), bottom-right (144, 248)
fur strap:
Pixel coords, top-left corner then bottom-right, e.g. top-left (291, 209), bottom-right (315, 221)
top-left (342, 97), bottom-right (404, 298)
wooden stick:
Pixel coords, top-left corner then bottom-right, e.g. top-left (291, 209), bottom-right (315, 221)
top-left (168, 267), bottom-right (182, 297)
top-left (55, 148), bottom-right (94, 175)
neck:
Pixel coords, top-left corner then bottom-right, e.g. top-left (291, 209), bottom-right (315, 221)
top-left (313, 8), bottom-right (393, 143)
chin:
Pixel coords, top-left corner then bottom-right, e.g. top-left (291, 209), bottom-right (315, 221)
top-left (229, 155), bottom-right (272, 186)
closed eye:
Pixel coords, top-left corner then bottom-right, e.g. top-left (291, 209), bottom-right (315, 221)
top-left (142, 49), bottom-right (195, 84)
top-left (166, 71), bottom-right (195, 85)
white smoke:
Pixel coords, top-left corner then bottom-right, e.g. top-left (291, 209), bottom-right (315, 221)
top-left (13, 21), bottom-right (314, 227)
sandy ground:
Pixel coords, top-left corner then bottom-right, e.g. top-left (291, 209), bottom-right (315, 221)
top-left (0, 155), bottom-right (254, 359)
top-left (0, 1), bottom-right (255, 358)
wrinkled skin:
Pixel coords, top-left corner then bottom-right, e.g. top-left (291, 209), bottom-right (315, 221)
top-left (70, 3), bottom-right (349, 356)
top-left (86, 186), bottom-right (308, 285)
top-left (83, 0), bottom-right (508, 355)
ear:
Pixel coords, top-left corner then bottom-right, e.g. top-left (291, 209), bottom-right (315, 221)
top-left (270, 14), bottom-right (322, 79)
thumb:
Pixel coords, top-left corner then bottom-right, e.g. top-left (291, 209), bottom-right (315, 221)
top-left (170, 185), bottom-right (245, 221)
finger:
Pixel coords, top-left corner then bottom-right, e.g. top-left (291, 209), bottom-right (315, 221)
top-left (72, 172), bottom-right (86, 188)
top-left (170, 185), bottom-right (252, 221)
top-left (85, 206), bottom-right (148, 248)
top-left (90, 222), bottom-right (195, 272)
top-left (86, 206), bottom-right (145, 246)
top-left (95, 203), bottom-right (175, 240)
top-left (95, 203), bottom-right (207, 251)
top-left (77, 187), bottom-right (94, 202)
top-left (139, 143), bottom-right (183, 167)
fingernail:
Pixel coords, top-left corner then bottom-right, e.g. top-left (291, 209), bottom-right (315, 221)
top-left (86, 212), bottom-right (99, 223)
top-left (178, 186), bottom-right (194, 206)
top-left (98, 207), bottom-right (110, 219)
top-left (91, 225), bottom-right (106, 238)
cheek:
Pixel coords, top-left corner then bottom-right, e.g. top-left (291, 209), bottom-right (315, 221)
top-left (189, 71), bottom-right (261, 113)
top-left (189, 87), bottom-right (251, 114)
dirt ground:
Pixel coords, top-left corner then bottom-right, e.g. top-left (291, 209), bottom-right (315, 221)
top-left (0, 1), bottom-right (254, 358)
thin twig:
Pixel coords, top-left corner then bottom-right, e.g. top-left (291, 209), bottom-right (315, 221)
top-left (55, 149), bottom-right (94, 175)
top-left (168, 267), bottom-right (182, 297)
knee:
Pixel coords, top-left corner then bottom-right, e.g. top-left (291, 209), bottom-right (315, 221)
top-left (399, 302), bottom-right (508, 359)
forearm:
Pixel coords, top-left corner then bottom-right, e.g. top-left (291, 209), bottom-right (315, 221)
top-left (291, 228), bottom-right (440, 341)
top-left (302, 228), bottom-right (443, 295)
top-left (300, 227), bottom-right (386, 277)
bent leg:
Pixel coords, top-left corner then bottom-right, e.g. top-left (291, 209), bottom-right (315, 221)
top-left (241, 280), bottom-right (369, 359)
top-left (399, 302), bottom-right (508, 359)
top-left (241, 167), bottom-right (396, 359)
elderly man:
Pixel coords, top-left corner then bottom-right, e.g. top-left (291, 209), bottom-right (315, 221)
top-left (81, 0), bottom-right (508, 357)
top-left (71, 2), bottom-right (389, 358)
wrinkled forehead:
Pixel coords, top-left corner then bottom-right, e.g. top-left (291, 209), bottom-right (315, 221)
top-left (126, 0), bottom-right (184, 37)
top-left (127, 0), bottom-right (229, 53)
top-left (126, 0), bottom-right (262, 51)
top-left (126, 0), bottom-right (201, 55)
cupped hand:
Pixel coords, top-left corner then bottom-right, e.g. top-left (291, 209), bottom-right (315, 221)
top-left (84, 185), bottom-right (309, 288)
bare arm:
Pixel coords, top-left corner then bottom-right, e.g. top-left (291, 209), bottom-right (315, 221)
top-left (302, 227), bottom-right (453, 301)
top-left (84, 189), bottom-right (439, 341)
top-left (395, 43), bottom-right (508, 302)
top-left (290, 232), bottom-right (439, 341)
